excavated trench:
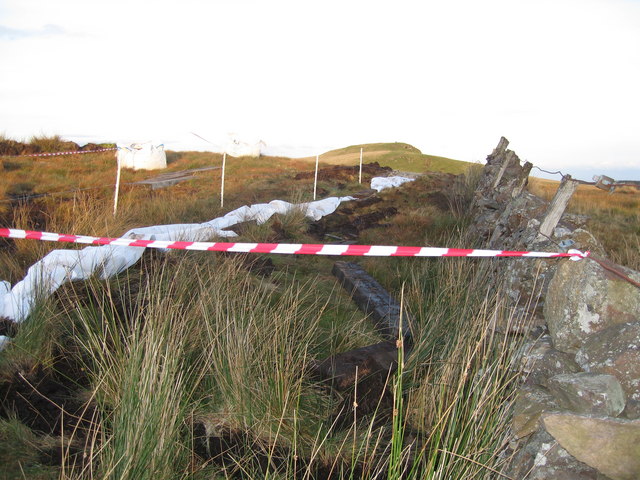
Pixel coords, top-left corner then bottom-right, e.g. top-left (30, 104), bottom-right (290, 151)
top-left (0, 165), bottom-right (456, 475)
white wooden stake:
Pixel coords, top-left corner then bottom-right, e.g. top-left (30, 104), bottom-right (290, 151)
top-left (221, 152), bottom-right (226, 208)
top-left (359, 147), bottom-right (363, 184)
top-left (313, 154), bottom-right (319, 200)
top-left (113, 154), bottom-right (122, 217)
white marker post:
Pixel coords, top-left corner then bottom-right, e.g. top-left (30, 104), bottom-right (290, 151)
top-left (113, 154), bottom-right (122, 217)
top-left (313, 154), bottom-right (319, 200)
top-left (221, 152), bottom-right (227, 208)
top-left (359, 147), bottom-right (363, 184)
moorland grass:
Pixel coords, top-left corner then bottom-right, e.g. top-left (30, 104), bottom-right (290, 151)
top-left (529, 177), bottom-right (640, 270)
top-left (298, 143), bottom-right (473, 175)
top-left (0, 136), bottom-right (636, 478)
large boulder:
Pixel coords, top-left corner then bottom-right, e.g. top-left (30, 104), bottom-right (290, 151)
top-left (544, 258), bottom-right (640, 354)
top-left (576, 322), bottom-right (640, 416)
top-left (547, 373), bottom-right (626, 417)
top-left (543, 413), bottom-right (640, 480)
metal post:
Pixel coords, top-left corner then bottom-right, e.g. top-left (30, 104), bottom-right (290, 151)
top-left (359, 147), bottom-right (363, 184)
top-left (113, 154), bottom-right (122, 217)
top-left (313, 154), bottom-right (319, 200)
top-left (221, 152), bottom-right (226, 208)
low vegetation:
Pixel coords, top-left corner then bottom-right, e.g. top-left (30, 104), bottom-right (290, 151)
top-left (300, 143), bottom-right (472, 175)
top-left (528, 177), bottom-right (640, 270)
top-left (0, 136), bottom-right (637, 478)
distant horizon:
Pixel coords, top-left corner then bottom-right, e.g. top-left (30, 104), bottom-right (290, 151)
top-left (2, 130), bottom-right (638, 182)
top-left (1, 1), bottom-right (639, 183)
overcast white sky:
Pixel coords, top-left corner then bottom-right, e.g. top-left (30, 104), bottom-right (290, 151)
top-left (1, 0), bottom-right (639, 180)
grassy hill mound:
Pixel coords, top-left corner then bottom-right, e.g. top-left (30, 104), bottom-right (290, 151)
top-left (298, 142), bottom-right (472, 175)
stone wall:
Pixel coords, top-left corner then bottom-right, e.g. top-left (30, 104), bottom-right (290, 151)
top-left (471, 138), bottom-right (640, 480)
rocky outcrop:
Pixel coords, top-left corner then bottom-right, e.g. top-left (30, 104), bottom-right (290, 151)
top-left (517, 335), bottom-right (580, 381)
top-left (470, 137), bottom-right (640, 479)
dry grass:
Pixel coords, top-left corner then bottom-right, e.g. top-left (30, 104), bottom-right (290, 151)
top-left (529, 177), bottom-right (640, 270)
top-left (0, 137), bottom-right (636, 478)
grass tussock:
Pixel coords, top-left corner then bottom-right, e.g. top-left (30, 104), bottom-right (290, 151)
top-left (404, 257), bottom-right (525, 478)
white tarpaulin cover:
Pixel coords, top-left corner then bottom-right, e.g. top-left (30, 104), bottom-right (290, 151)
top-left (117, 142), bottom-right (167, 170)
top-left (0, 196), bottom-right (355, 339)
top-left (0, 176), bottom-right (416, 348)
top-left (371, 176), bottom-right (415, 192)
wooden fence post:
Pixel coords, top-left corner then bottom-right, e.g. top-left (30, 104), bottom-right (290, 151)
top-left (537, 175), bottom-right (579, 240)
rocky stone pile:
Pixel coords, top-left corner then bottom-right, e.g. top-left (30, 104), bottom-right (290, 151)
top-left (471, 138), bottom-right (640, 480)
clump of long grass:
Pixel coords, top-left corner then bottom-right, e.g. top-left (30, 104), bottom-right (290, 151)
top-left (0, 415), bottom-right (60, 478)
top-left (359, 233), bottom-right (530, 479)
top-left (193, 260), bottom-right (328, 436)
top-left (57, 255), bottom-right (215, 479)
top-left (40, 251), bottom-right (344, 478)
top-left (445, 163), bottom-right (483, 217)
top-left (28, 135), bottom-right (77, 153)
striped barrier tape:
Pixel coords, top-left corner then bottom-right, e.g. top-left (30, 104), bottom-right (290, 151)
top-left (0, 228), bottom-right (590, 259)
top-left (3, 147), bottom-right (118, 158)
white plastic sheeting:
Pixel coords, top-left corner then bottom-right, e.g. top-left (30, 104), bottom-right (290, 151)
top-left (0, 176), bottom-right (418, 348)
top-left (371, 176), bottom-right (415, 192)
top-left (117, 142), bottom-right (167, 170)
top-left (0, 196), bottom-right (355, 337)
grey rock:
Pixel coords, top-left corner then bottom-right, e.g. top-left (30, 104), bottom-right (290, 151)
top-left (566, 229), bottom-right (607, 257)
top-left (543, 412), bottom-right (640, 480)
top-left (507, 426), bottom-right (609, 480)
top-left (528, 348), bottom-right (582, 387)
top-left (544, 257), bottom-right (640, 354)
top-left (516, 336), bottom-right (580, 386)
top-left (547, 373), bottom-right (626, 416)
top-left (560, 214), bottom-right (589, 229)
top-left (516, 335), bottom-right (553, 375)
top-left (576, 322), bottom-right (640, 408)
top-left (622, 398), bottom-right (640, 420)
top-left (512, 385), bottom-right (559, 438)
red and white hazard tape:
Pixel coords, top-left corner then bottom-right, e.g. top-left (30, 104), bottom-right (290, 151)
top-left (5, 148), bottom-right (118, 158)
top-left (0, 228), bottom-right (589, 259)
